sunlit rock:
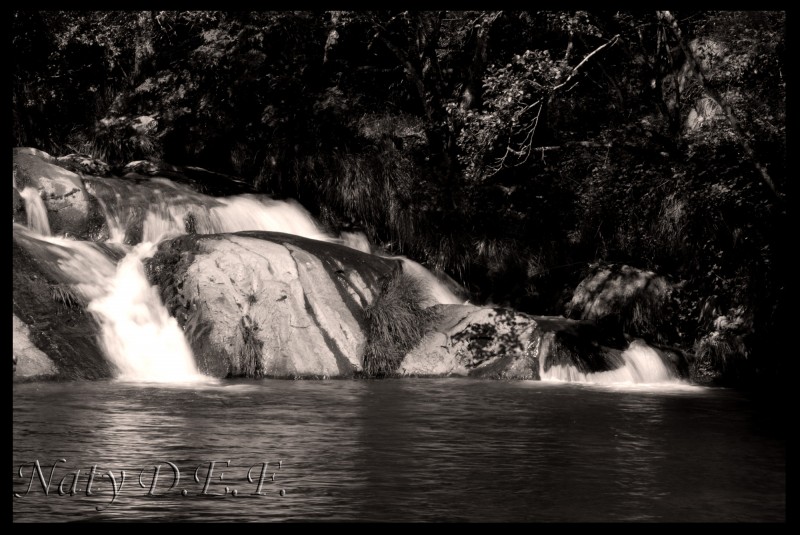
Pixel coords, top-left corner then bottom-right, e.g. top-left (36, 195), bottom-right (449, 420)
top-left (399, 305), bottom-right (539, 378)
top-left (13, 314), bottom-right (57, 379)
top-left (566, 263), bottom-right (676, 343)
top-left (147, 231), bottom-right (399, 378)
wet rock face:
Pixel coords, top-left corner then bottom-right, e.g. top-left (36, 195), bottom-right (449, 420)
top-left (147, 231), bottom-right (400, 378)
top-left (12, 187), bottom-right (25, 224)
top-left (11, 239), bottom-right (113, 381)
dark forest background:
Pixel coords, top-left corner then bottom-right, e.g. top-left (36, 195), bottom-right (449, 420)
top-left (11, 11), bottom-right (788, 388)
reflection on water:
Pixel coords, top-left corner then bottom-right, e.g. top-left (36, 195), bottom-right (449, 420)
top-left (13, 379), bottom-right (785, 522)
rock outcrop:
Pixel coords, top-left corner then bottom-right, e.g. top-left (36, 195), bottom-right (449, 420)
top-left (566, 263), bottom-right (678, 343)
top-left (12, 147), bottom-right (108, 240)
top-left (13, 314), bottom-right (57, 379)
top-left (400, 304), bottom-right (687, 381)
top-left (147, 231), bottom-right (401, 378)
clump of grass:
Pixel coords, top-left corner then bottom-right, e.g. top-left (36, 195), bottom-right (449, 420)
top-left (182, 303), bottom-right (212, 347)
top-left (183, 212), bottom-right (197, 234)
top-left (362, 271), bottom-right (439, 377)
top-left (50, 283), bottom-right (84, 312)
top-left (233, 314), bottom-right (266, 378)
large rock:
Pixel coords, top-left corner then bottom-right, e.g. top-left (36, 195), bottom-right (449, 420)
top-left (12, 147), bottom-right (108, 240)
top-left (398, 305), bottom-right (540, 378)
top-left (566, 263), bottom-right (677, 343)
top-left (147, 231), bottom-right (400, 378)
top-left (13, 315), bottom-right (57, 379)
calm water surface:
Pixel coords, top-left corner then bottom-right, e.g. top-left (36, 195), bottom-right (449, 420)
top-left (12, 378), bottom-right (785, 522)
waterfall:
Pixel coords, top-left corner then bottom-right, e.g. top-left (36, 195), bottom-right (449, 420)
top-left (16, 174), bottom-right (463, 382)
top-left (540, 339), bottom-right (680, 385)
top-left (87, 241), bottom-right (207, 383)
top-left (22, 170), bottom-right (697, 386)
top-left (92, 177), bottom-right (464, 304)
top-left (13, 223), bottom-right (208, 383)
top-left (19, 187), bottom-right (51, 236)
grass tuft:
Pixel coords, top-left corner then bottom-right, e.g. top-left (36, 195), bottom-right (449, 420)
top-left (362, 271), bottom-right (439, 377)
top-left (234, 314), bottom-right (266, 378)
top-left (49, 283), bottom-right (84, 312)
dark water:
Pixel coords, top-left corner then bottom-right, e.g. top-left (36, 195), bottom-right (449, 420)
top-left (12, 378), bottom-right (785, 522)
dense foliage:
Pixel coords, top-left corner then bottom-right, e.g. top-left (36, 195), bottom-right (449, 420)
top-left (12, 10), bottom-right (787, 387)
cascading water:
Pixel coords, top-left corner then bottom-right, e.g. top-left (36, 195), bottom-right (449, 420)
top-left (19, 187), bottom-right (51, 236)
top-left (13, 222), bottom-right (207, 383)
top-left (91, 177), bottom-right (465, 303)
top-left (539, 339), bottom-right (680, 385)
top-left (87, 241), bottom-right (206, 383)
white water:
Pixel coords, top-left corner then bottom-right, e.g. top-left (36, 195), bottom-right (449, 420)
top-left (19, 187), bottom-right (51, 236)
top-left (96, 180), bottom-right (465, 304)
top-left (540, 339), bottom-right (680, 385)
top-left (395, 257), bottom-right (464, 305)
top-left (13, 223), bottom-right (208, 383)
top-left (87, 241), bottom-right (207, 383)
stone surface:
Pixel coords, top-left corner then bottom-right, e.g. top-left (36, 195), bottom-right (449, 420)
top-left (566, 263), bottom-right (676, 342)
top-left (13, 314), bottom-right (57, 379)
top-left (147, 231), bottom-right (400, 378)
top-left (399, 305), bottom-right (540, 379)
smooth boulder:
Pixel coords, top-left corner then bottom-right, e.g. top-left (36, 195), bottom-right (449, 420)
top-left (147, 231), bottom-right (400, 378)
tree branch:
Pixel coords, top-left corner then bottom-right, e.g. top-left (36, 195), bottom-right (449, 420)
top-left (552, 34), bottom-right (620, 92)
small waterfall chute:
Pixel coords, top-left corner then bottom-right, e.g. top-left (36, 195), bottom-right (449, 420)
top-left (540, 339), bottom-right (681, 385)
top-left (19, 187), bottom-right (51, 236)
top-left (87, 241), bottom-right (207, 383)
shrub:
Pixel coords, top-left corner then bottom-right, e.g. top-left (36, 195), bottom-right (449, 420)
top-left (362, 271), bottom-right (439, 377)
